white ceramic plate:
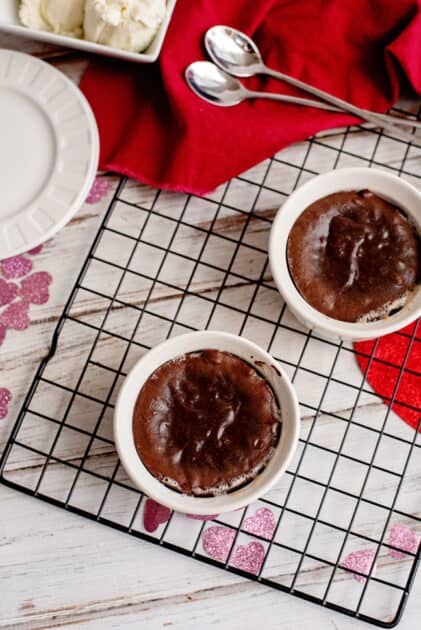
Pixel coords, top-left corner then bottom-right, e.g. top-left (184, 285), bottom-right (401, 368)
top-left (0, 50), bottom-right (99, 257)
top-left (0, 0), bottom-right (177, 64)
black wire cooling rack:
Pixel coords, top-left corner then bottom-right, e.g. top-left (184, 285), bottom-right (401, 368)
top-left (1, 110), bottom-right (421, 627)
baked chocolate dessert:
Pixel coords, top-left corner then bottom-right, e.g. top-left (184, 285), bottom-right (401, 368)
top-left (133, 350), bottom-right (281, 496)
top-left (287, 190), bottom-right (420, 322)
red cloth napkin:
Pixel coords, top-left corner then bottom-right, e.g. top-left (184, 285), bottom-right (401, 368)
top-left (80, 0), bottom-right (421, 195)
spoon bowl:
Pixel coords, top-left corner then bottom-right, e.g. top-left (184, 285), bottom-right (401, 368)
top-left (186, 61), bottom-right (345, 113)
top-left (185, 61), bottom-right (246, 106)
top-left (205, 25), bottom-right (264, 77)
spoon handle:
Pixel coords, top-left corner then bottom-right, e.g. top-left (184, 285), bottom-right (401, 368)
top-left (263, 66), bottom-right (421, 136)
top-left (245, 88), bottom-right (416, 143)
top-left (246, 90), bottom-right (342, 112)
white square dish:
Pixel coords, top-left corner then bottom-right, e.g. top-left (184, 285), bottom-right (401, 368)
top-left (0, 0), bottom-right (177, 63)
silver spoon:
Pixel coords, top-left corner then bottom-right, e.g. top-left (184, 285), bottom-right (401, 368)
top-left (185, 62), bottom-right (417, 143)
top-left (205, 25), bottom-right (421, 136)
top-left (186, 61), bottom-right (345, 112)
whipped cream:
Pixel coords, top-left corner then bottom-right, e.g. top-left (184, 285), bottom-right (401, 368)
top-left (20, 0), bottom-right (49, 31)
top-left (42, 0), bottom-right (85, 37)
top-left (84, 0), bottom-right (166, 52)
top-left (20, 0), bottom-right (85, 38)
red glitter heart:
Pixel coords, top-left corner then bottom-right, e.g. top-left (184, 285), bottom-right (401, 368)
top-left (231, 541), bottom-right (266, 575)
top-left (0, 279), bottom-right (18, 306)
top-left (19, 272), bottom-right (52, 305)
top-left (2, 255), bottom-right (32, 280)
top-left (243, 507), bottom-right (276, 540)
top-left (28, 245), bottom-right (43, 255)
top-left (388, 524), bottom-right (420, 559)
top-left (86, 177), bottom-right (113, 204)
top-left (354, 322), bottom-right (421, 430)
top-left (0, 388), bottom-right (12, 420)
top-left (0, 325), bottom-right (6, 346)
top-left (143, 499), bottom-right (171, 533)
top-left (186, 513), bottom-right (219, 521)
top-left (342, 549), bottom-right (376, 583)
top-left (0, 301), bottom-right (30, 331)
top-left (202, 526), bottom-right (236, 562)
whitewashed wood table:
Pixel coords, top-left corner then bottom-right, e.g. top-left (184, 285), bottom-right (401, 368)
top-left (1, 35), bottom-right (421, 630)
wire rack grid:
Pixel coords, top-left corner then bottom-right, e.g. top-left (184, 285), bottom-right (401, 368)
top-left (1, 110), bottom-right (421, 627)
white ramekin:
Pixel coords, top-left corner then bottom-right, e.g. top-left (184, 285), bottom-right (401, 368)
top-left (269, 167), bottom-right (421, 341)
top-left (114, 331), bottom-right (300, 515)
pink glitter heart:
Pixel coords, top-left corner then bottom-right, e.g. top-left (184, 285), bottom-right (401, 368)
top-left (28, 245), bottom-right (43, 255)
top-left (0, 388), bottom-right (12, 420)
top-left (243, 507), bottom-right (276, 540)
top-left (0, 301), bottom-right (30, 331)
top-left (143, 499), bottom-right (171, 533)
top-left (203, 526), bottom-right (236, 562)
top-left (231, 541), bottom-right (266, 575)
top-left (86, 177), bottom-right (113, 204)
top-left (186, 514), bottom-right (219, 521)
top-left (2, 255), bottom-right (32, 280)
top-left (0, 279), bottom-right (18, 306)
top-left (19, 272), bottom-right (52, 305)
top-left (388, 524), bottom-right (420, 559)
top-left (343, 549), bottom-right (377, 583)
top-left (0, 325), bottom-right (6, 346)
